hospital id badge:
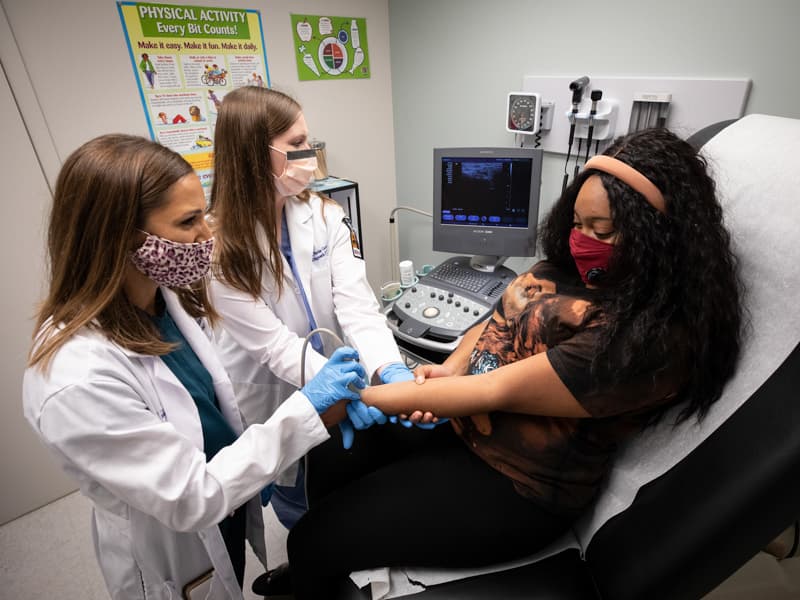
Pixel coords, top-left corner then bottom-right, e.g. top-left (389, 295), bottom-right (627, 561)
top-left (182, 569), bottom-right (214, 600)
top-left (342, 216), bottom-right (362, 259)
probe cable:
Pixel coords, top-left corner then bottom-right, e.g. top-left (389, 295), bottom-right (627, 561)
top-left (574, 138), bottom-right (583, 180)
top-left (562, 114), bottom-right (576, 194)
top-left (300, 327), bottom-right (346, 387)
top-left (299, 327), bottom-right (346, 502)
top-left (388, 206), bottom-right (432, 282)
top-left (584, 90), bottom-right (603, 163)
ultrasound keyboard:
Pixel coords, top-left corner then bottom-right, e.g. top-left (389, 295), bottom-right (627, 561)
top-left (427, 261), bottom-right (499, 294)
top-left (387, 256), bottom-right (516, 351)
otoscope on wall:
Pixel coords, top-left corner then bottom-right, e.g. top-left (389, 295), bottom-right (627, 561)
top-left (562, 76), bottom-right (589, 194)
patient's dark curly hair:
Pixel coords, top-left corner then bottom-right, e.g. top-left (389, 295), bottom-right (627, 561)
top-left (539, 128), bottom-right (742, 424)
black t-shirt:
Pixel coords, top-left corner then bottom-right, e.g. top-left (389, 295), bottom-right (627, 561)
top-left (452, 261), bottom-right (687, 516)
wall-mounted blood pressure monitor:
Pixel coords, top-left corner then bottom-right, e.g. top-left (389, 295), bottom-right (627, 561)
top-left (506, 92), bottom-right (542, 135)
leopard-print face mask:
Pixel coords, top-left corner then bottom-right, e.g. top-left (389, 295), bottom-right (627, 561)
top-left (130, 231), bottom-right (214, 287)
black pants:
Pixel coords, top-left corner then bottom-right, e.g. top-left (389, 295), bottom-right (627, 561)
top-left (287, 423), bottom-right (572, 598)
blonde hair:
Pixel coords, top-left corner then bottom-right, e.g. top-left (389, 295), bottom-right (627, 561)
top-left (29, 134), bottom-right (217, 370)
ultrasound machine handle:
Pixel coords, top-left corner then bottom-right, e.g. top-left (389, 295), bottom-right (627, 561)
top-left (386, 308), bottom-right (463, 355)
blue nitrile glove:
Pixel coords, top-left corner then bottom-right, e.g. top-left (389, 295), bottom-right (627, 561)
top-left (389, 414), bottom-right (413, 428)
top-left (389, 415), bottom-right (450, 430)
top-left (379, 362), bottom-right (415, 384)
top-left (347, 399), bottom-right (388, 429)
top-left (380, 362), bottom-right (446, 429)
top-left (339, 420), bottom-right (355, 450)
top-left (301, 346), bottom-right (367, 414)
top-left (338, 399), bottom-right (387, 450)
top-left (260, 483), bottom-right (275, 507)
top-left (410, 417), bottom-right (450, 430)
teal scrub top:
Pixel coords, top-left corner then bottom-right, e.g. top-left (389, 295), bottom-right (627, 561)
top-left (150, 296), bottom-right (246, 586)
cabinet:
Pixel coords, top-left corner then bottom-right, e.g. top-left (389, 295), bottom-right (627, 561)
top-left (308, 176), bottom-right (364, 256)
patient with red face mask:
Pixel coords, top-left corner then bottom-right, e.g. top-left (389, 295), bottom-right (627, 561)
top-left (281, 128), bottom-right (745, 599)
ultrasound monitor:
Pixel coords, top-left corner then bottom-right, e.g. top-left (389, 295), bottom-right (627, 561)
top-left (433, 147), bottom-right (543, 271)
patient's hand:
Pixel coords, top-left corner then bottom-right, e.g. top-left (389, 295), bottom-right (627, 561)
top-left (413, 362), bottom-right (459, 383)
top-left (405, 411), bottom-right (443, 425)
top-left (395, 363), bottom-right (454, 425)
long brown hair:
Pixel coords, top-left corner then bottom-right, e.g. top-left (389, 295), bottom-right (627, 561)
top-left (29, 134), bottom-right (217, 370)
top-left (209, 86), bottom-right (311, 298)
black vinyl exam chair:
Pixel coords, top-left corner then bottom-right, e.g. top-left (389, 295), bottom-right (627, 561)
top-left (332, 114), bottom-right (800, 600)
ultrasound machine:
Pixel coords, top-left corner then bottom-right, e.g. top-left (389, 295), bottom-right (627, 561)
top-left (386, 146), bottom-right (543, 360)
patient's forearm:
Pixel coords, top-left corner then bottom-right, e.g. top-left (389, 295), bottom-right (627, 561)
top-left (361, 375), bottom-right (499, 417)
top-left (361, 352), bottom-right (590, 419)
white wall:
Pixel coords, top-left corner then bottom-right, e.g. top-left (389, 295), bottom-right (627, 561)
top-left (0, 0), bottom-right (397, 522)
top-left (0, 47), bottom-right (76, 526)
top-left (388, 0), bottom-right (800, 273)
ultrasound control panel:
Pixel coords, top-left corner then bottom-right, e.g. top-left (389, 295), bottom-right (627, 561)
top-left (387, 256), bottom-right (516, 352)
top-left (392, 282), bottom-right (491, 338)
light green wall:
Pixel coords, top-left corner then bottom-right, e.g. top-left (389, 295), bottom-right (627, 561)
top-left (388, 0), bottom-right (800, 272)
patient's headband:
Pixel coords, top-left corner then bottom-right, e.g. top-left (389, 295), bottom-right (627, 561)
top-left (583, 155), bottom-right (666, 214)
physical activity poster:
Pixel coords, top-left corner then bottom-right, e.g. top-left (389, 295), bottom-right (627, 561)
top-left (117, 2), bottom-right (269, 195)
top-left (291, 14), bottom-right (370, 81)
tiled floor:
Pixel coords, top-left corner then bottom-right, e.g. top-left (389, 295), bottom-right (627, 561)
top-left (0, 492), bottom-right (284, 600)
top-left (1, 491), bottom-right (799, 599)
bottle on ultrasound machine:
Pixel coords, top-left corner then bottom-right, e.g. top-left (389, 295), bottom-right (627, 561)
top-left (387, 146), bottom-right (543, 354)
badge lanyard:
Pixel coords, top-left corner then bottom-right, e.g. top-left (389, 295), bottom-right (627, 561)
top-left (280, 213), bottom-right (323, 353)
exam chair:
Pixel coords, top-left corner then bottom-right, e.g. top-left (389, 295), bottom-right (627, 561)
top-left (331, 114), bottom-right (800, 600)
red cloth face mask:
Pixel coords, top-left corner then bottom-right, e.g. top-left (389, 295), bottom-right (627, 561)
top-left (569, 229), bottom-right (615, 285)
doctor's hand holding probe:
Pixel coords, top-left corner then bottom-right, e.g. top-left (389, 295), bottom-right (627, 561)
top-left (22, 134), bottom-right (369, 599)
top-left (207, 85), bottom-right (414, 450)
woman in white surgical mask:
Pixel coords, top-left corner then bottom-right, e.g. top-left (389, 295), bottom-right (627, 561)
top-left (22, 134), bottom-right (368, 599)
top-left (208, 87), bottom-right (413, 563)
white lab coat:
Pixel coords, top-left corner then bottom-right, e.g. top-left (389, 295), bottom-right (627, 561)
top-left (210, 193), bottom-right (402, 432)
top-left (22, 289), bottom-right (329, 600)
